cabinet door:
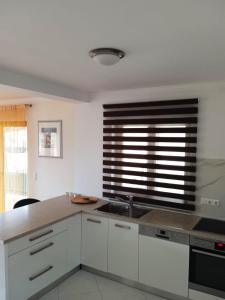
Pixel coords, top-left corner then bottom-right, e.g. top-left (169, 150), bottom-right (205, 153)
top-left (108, 219), bottom-right (138, 281)
top-left (81, 214), bottom-right (108, 272)
top-left (139, 235), bottom-right (189, 297)
top-left (67, 214), bottom-right (81, 271)
top-left (8, 231), bottom-right (67, 300)
top-left (8, 220), bottom-right (67, 256)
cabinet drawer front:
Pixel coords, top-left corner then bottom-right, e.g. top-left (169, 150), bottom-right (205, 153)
top-left (81, 214), bottom-right (108, 272)
top-left (108, 219), bottom-right (138, 281)
top-left (8, 231), bottom-right (67, 300)
top-left (8, 219), bottom-right (67, 256)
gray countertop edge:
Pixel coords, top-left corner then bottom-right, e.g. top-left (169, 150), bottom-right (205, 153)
top-left (3, 211), bottom-right (82, 244)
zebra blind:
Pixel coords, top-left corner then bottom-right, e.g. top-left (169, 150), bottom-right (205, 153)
top-left (103, 98), bottom-right (198, 211)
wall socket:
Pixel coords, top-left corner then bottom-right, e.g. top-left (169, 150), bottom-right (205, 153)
top-left (200, 197), bottom-right (220, 206)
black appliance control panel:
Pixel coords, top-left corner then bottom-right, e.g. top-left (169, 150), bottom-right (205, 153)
top-left (191, 236), bottom-right (225, 253)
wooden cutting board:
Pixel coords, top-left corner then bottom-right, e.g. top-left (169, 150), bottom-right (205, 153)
top-left (71, 195), bottom-right (98, 204)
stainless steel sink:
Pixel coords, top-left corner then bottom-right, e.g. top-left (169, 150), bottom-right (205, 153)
top-left (96, 202), bottom-right (151, 218)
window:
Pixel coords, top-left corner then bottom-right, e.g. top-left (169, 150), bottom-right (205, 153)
top-left (0, 104), bottom-right (28, 212)
top-left (4, 127), bottom-right (28, 211)
top-left (103, 99), bottom-right (198, 211)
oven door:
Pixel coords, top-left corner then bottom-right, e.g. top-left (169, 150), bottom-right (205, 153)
top-left (189, 246), bottom-right (225, 298)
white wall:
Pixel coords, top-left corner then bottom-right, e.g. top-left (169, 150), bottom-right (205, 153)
top-left (26, 81), bottom-right (225, 217)
top-left (73, 81), bottom-right (225, 218)
top-left (27, 100), bottom-right (76, 200)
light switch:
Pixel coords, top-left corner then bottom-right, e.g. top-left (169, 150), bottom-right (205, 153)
top-left (33, 172), bottom-right (38, 181)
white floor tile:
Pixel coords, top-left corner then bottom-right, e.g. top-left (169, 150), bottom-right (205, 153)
top-left (37, 288), bottom-right (58, 300)
top-left (38, 270), bottom-right (167, 300)
top-left (58, 270), bottom-right (99, 298)
top-left (145, 293), bottom-right (167, 300)
top-left (101, 291), bottom-right (146, 300)
top-left (95, 274), bottom-right (149, 300)
top-left (95, 274), bottom-right (128, 293)
top-left (59, 291), bottom-right (102, 300)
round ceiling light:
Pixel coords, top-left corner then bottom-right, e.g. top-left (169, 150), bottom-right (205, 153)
top-left (89, 48), bottom-right (125, 66)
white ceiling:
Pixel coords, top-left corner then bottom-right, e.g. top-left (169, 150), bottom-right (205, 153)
top-left (0, 0), bottom-right (225, 97)
top-left (0, 85), bottom-right (52, 105)
top-left (0, 85), bottom-right (31, 100)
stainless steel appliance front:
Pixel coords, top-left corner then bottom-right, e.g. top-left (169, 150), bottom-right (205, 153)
top-left (189, 236), bottom-right (225, 299)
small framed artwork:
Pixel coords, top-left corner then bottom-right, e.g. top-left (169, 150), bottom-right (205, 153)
top-left (38, 120), bottom-right (62, 158)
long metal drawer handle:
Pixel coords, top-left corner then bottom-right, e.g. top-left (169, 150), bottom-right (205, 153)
top-left (155, 234), bottom-right (169, 240)
top-left (29, 229), bottom-right (53, 242)
top-left (30, 242), bottom-right (54, 256)
top-left (29, 265), bottom-right (53, 281)
top-left (115, 224), bottom-right (131, 230)
top-left (87, 218), bottom-right (101, 224)
top-left (192, 249), bottom-right (225, 259)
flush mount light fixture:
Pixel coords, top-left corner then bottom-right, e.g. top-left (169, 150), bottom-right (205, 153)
top-left (89, 48), bottom-right (125, 66)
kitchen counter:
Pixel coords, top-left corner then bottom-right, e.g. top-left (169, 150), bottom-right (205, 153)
top-left (1, 195), bottom-right (225, 243)
top-left (0, 195), bottom-right (103, 243)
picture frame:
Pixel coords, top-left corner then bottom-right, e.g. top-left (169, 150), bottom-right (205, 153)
top-left (38, 120), bottom-right (62, 158)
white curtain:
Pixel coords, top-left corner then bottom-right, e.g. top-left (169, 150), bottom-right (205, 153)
top-left (4, 127), bottom-right (28, 211)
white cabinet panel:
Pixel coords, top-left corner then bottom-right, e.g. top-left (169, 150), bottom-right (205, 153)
top-left (139, 235), bottom-right (189, 297)
top-left (108, 219), bottom-right (138, 281)
top-left (67, 214), bottom-right (81, 271)
top-left (81, 214), bottom-right (108, 272)
top-left (8, 220), bottom-right (67, 256)
top-left (8, 231), bottom-right (67, 300)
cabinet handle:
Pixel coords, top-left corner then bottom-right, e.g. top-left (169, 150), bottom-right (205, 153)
top-left (192, 249), bottom-right (225, 259)
top-left (29, 229), bottom-right (53, 242)
top-left (29, 265), bottom-right (53, 281)
top-left (30, 242), bottom-right (54, 256)
top-left (155, 234), bottom-right (169, 240)
top-left (115, 224), bottom-right (131, 230)
top-left (87, 218), bottom-right (101, 224)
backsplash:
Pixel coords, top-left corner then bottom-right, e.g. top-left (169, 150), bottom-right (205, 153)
top-left (196, 158), bottom-right (225, 220)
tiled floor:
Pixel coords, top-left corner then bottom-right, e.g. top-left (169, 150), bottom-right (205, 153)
top-left (38, 270), bottom-right (167, 300)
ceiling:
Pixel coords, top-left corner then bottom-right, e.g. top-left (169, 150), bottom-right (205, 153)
top-left (0, 85), bottom-right (52, 105)
top-left (0, 0), bottom-right (225, 97)
top-left (0, 85), bottom-right (31, 100)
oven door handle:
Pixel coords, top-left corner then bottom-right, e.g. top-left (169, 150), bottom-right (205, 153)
top-left (192, 249), bottom-right (225, 259)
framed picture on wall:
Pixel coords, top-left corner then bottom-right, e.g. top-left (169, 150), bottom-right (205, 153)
top-left (38, 120), bottom-right (62, 158)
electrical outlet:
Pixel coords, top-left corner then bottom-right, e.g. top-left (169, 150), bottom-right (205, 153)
top-left (200, 197), bottom-right (220, 206)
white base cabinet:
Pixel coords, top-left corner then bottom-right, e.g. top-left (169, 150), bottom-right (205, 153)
top-left (0, 210), bottom-right (194, 300)
top-left (66, 214), bottom-right (81, 271)
top-left (0, 214), bottom-right (82, 300)
top-left (139, 235), bottom-right (189, 297)
top-left (81, 213), bottom-right (108, 272)
top-left (108, 219), bottom-right (138, 281)
top-left (8, 231), bottom-right (67, 300)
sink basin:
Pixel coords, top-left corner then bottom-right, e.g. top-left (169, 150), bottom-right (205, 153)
top-left (96, 202), bottom-right (151, 218)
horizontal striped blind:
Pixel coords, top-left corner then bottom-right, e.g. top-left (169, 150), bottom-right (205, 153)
top-left (103, 98), bottom-right (198, 211)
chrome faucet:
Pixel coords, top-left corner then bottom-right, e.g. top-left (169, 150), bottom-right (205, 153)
top-left (113, 195), bottom-right (134, 209)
